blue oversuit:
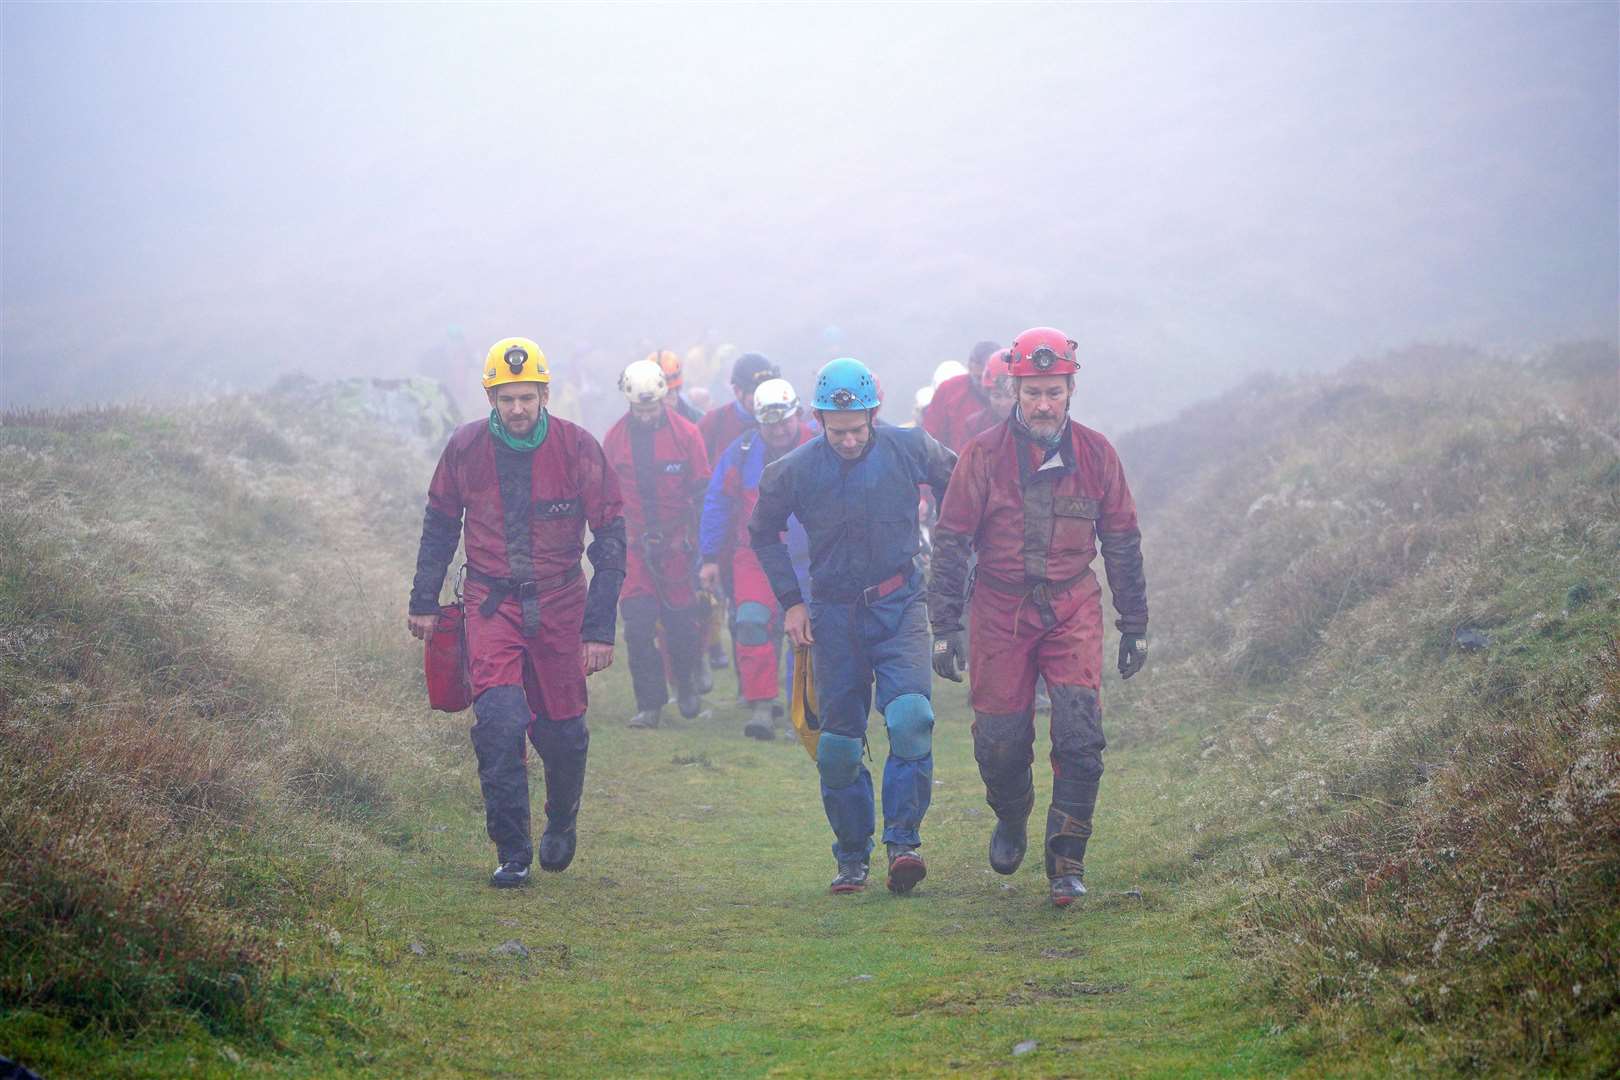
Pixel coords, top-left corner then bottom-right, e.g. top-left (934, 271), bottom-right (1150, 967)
top-left (748, 423), bottom-right (956, 865)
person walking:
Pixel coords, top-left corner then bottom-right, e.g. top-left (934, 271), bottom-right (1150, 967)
top-left (408, 338), bottom-right (627, 887)
top-left (927, 327), bottom-right (1149, 907)
top-left (749, 358), bottom-right (956, 895)
top-left (603, 359), bottom-right (712, 729)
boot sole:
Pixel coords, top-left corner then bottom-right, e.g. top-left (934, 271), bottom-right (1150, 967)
top-left (743, 724), bottom-right (775, 740)
top-left (886, 855), bottom-right (927, 895)
top-left (829, 882), bottom-right (867, 894)
top-left (489, 876), bottom-right (529, 888)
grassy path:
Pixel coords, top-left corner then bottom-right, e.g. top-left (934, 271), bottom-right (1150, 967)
top-left (234, 670), bottom-right (1301, 1078)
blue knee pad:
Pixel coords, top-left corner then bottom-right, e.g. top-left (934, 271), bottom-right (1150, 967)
top-left (735, 601), bottom-right (772, 646)
top-left (817, 733), bottom-right (864, 789)
top-left (884, 693), bottom-right (934, 761)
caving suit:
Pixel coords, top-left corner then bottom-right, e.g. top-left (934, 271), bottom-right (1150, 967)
top-left (410, 413), bottom-right (626, 869)
top-left (697, 398), bottom-right (760, 679)
top-left (700, 422), bottom-right (815, 704)
top-left (928, 413), bottom-right (1147, 882)
top-left (921, 372), bottom-right (988, 453)
top-left (603, 406), bottom-right (711, 714)
top-left (749, 425), bottom-right (956, 865)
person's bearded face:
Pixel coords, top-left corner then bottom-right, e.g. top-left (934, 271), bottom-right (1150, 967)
top-left (1017, 375), bottom-right (1071, 440)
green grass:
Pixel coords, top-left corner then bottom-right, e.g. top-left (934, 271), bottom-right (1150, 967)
top-left (3, 679), bottom-right (1305, 1077)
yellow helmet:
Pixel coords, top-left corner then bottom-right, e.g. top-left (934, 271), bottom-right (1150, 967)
top-left (482, 337), bottom-right (551, 388)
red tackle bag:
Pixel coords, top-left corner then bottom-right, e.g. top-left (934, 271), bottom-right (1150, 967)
top-left (424, 603), bottom-right (473, 712)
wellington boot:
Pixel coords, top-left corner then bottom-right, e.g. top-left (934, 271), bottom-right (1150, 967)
top-left (538, 828), bottom-right (576, 873)
top-left (989, 815), bottom-right (1028, 875)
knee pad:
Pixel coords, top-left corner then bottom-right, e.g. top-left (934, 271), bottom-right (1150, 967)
top-left (734, 601), bottom-right (772, 646)
top-left (816, 733), bottom-right (864, 789)
top-left (884, 693), bottom-right (934, 761)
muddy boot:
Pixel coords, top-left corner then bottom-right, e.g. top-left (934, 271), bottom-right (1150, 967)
top-left (628, 705), bottom-right (663, 729)
top-left (829, 859), bottom-right (869, 894)
top-left (489, 861), bottom-right (530, 888)
top-left (532, 718), bottom-right (588, 873)
top-left (885, 843), bottom-right (927, 895)
top-left (989, 813), bottom-right (1029, 875)
top-left (677, 686), bottom-right (704, 720)
top-left (1045, 777), bottom-right (1098, 908)
top-left (1049, 874), bottom-right (1086, 906)
top-left (743, 700), bottom-right (776, 740)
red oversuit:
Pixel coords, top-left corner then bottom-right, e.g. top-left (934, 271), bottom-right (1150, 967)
top-left (928, 414), bottom-right (1148, 881)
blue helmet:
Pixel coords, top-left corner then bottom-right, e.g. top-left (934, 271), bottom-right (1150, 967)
top-left (812, 357), bottom-right (879, 411)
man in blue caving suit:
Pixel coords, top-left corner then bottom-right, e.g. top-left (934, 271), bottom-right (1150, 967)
top-left (748, 357), bottom-right (956, 895)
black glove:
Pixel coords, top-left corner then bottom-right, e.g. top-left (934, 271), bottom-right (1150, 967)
top-left (932, 631), bottom-right (967, 682)
top-left (1118, 633), bottom-right (1147, 679)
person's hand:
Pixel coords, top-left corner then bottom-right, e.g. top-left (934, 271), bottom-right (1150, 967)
top-left (931, 630), bottom-right (967, 682)
top-left (408, 613), bottom-right (438, 641)
top-left (699, 562), bottom-right (721, 592)
top-left (582, 641), bottom-right (615, 675)
top-left (1118, 633), bottom-right (1148, 679)
top-left (784, 604), bottom-right (813, 648)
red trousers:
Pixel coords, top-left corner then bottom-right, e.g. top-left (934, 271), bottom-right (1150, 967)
top-left (730, 546), bottom-right (783, 701)
top-left (463, 576), bottom-right (588, 722)
top-left (967, 571), bottom-right (1103, 713)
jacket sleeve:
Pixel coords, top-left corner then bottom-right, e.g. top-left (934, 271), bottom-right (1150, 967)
top-left (1096, 440), bottom-right (1148, 635)
top-left (699, 446), bottom-right (734, 561)
top-left (748, 457), bottom-right (805, 610)
top-left (921, 382), bottom-right (951, 443)
top-left (409, 442), bottom-right (465, 616)
top-left (927, 438), bottom-right (988, 635)
top-left (579, 433), bottom-right (628, 644)
top-left (917, 428), bottom-right (957, 503)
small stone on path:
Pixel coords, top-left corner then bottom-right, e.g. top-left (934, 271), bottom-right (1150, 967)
top-left (408, 941), bottom-right (427, 957)
top-left (1013, 1040), bottom-right (1038, 1056)
top-left (492, 940), bottom-right (529, 959)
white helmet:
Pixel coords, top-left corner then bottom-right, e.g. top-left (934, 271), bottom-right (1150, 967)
top-left (619, 359), bottom-right (667, 406)
top-left (932, 360), bottom-right (968, 388)
top-left (913, 385), bottom-right (935, 411)
top-left (752, 378), bottom-right (800, 424)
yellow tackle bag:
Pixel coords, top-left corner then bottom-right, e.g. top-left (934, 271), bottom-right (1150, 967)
top-left (789, 645), bottom-right (821, 761)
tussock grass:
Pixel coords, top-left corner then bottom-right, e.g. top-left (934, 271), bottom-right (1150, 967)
top-left (0, 387), bottom-right (453, 1036)
top-left (1111, 341), bottom-right (1620, 1072)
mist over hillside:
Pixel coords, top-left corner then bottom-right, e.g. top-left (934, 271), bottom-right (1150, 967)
top-left (3, 3), bottom-right (1616, 435)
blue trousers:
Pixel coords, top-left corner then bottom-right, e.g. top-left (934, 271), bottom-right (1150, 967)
top-left (810, 577), bottom-right (934, 864)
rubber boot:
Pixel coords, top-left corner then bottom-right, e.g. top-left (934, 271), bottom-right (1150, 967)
top-left (743, 700), bottom-right (776, 740)
top-left (989, 815), bottom-right (1029, 875)
top-left (532, 718), bottom-right (589, 873)
top-left (1045, 776), bottom-right (1098, 907)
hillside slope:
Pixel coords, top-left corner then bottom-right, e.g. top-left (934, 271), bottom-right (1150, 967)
top-left (1113, 341), bottom-right (1620, 1073)
top-left (2, 345), bottom-right (1616, 1077)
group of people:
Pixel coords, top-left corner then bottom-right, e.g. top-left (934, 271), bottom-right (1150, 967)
top-left (407, 328), bottom-right (1149, 907)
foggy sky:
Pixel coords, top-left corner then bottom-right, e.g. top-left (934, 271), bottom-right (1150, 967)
top-left (3, 2), bottom-right (1616, 431)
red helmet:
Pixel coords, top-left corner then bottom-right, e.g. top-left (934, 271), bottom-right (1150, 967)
top-left (980, 347), bottom-right (1013, 390)
top-left (1007, 327), bottom-right (1079, 377)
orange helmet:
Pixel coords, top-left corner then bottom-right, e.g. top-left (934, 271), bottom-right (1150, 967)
top-left (645, 350), bottom-right (683, 389)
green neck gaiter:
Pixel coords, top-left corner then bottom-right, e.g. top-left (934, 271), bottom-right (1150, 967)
top-left (489, 408), bottom-right (549, 452)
